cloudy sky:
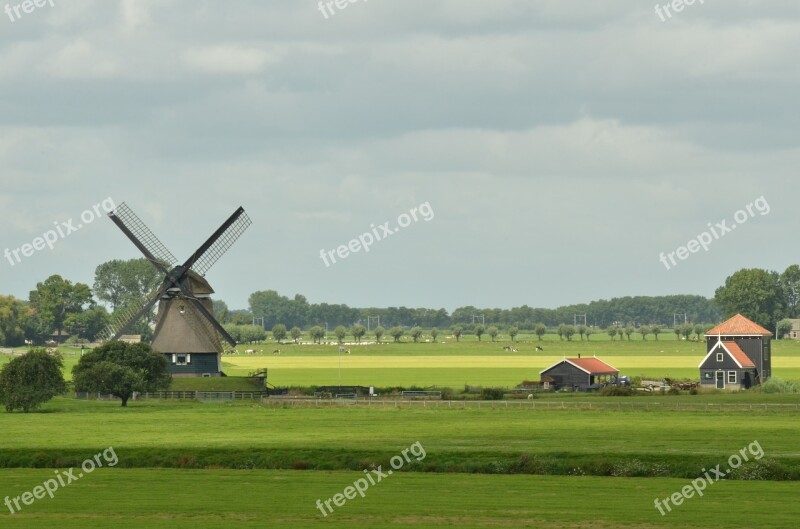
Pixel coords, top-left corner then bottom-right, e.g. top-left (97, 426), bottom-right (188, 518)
top-left (1, 0), bottom-right (798, 312)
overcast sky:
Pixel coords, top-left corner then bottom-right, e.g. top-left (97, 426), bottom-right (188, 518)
top-left (1, 0), bottom-right (798, 312)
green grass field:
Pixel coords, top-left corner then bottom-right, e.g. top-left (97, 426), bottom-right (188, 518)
top-left (2, 337), bottom-right (800, 527)
top-left (1, 400), bottom-right (800, 528)
top-left (4, 336), bottom-right (800, 387)
top-left (218, 336), bottom-right (800, 386)
top-left (2, 469), bottom-right (799, 528)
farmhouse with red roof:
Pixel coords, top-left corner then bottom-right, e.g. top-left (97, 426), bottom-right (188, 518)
top-left (539, 356), bottom-right (618, 391)
top-left (700, 313), bottom-right (772, 389)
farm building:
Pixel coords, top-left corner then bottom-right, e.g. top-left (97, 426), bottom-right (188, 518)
top-left (700, 313), bottom-right (772, 389)
top-left (539, 356), bottom-right (618, 391)
top-left (783, 319), bottom-right (800, 340)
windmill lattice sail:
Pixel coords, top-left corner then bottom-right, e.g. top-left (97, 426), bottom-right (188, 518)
top-left (189, 209), bottom-right (252, 276)
top-left (110, 202), bottom-right (178, 270)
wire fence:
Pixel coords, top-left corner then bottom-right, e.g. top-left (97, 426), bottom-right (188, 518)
top-left (258, 397), bottom-right (800, 411)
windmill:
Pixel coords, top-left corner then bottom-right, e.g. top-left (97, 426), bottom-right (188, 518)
top-left (99, 203), bottom-right (251, 377)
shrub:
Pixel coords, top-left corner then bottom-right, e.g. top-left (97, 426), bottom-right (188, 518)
top-left (689, 387), bottom-right (698, 395)
top-left (480, 387), bottom-right (505, 400)
top-left (0, 349), bottom-right (67, 412)
top-left (755, 378), bottom-right (800, 394)
top-left (667, 387), bottom-right (681, 396)
top-left (599, 385), bottom-right (634, 397)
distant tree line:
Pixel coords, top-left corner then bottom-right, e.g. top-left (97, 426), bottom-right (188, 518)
top-left (1, 260), bottom-right (798, 346)
top-left (227, 290), bottom-right (722, 331)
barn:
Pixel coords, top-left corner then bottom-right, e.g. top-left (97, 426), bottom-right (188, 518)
top-left (700, 313), bottom-right (772, 389)
top-left (539, 356), bottom-right (619, 391)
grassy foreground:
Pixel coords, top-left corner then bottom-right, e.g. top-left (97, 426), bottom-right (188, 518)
top-left (2, 399), bottom-right (799, 479)
top-left (0, 469), bottom-right (799, 528)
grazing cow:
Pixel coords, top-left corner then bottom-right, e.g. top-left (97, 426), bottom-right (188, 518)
top-left (345, 349), bottom-right (351, 355)
top-left (338, 346), bottom-right (345, 353)
top-left (46, 347), bottom-right (58, 354)
top-left (502, 346), bottom-right (511, 351)
top-left (272, 349), bottom-right (281, 355)
top-left (245, 349), bottom-right (256, 354)
top-left (511, 347), bottom-right (518, 352)
top-left (527, 394), bottom-right (534, 399)
top-left (535, 346), bottom-right (544, 352)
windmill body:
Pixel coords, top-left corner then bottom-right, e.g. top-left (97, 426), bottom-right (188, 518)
top-left (152, 271), bottom-right (223, 376)
top-left (100, 203), bottom-right (251, 377)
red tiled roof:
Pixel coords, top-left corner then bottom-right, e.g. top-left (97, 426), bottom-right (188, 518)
top-left (706, 314), bottom-right (772, 336)
top-left (723, 342), bottom-right (755, 368)
top-left (566, 357), bottom-right (618, 374)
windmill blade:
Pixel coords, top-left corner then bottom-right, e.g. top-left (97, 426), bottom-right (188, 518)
top-left (109, 203), bottom-right (178, 273)
top-left (185, 296), bottom-right (237, 347)
top-left (98, 285), bottom-right (166, 342)
top-left (184, 207), bottom-right (251, 276)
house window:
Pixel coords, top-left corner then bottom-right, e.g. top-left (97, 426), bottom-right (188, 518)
top-left (716, 353), bottom-right (723, 362)
top-left (703, 372), bottom-right (713, 380)
top-left (728, 371), bottom-right (737, 384)
top-left (176, 354), bottom-right (188, 366)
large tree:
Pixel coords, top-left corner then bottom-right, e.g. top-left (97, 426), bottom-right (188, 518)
top-left (93, 259), bottom-right (162, 312)
top-left (72, 341), bottom-right (170, 407)
top-left (0, 296), bottom-right (33, 346)
top-left (373, 326), bottom-right (385, 344)
top-left (777, 319), bottom-right (794, 339)
top-left (389, 326), bottom-right (405, 342)
top-left (64, 306), bottom-right (111, 341)
top-left (780, 265), bottom-right (800, 319)
top-left (0, 349), bottom-right (66, 412)
top-left (272, 323), bottom-right (288, 343)
top-left (248, 290), bottom-right (310, 329)
top-left (714, 268), bottom-right (784, 330)
top-left (334, 325), bottom-right (347, 344)
top-left (28, 275), bottom-right (93, 338)
top-left (352, 324), bottom-right (367, 343)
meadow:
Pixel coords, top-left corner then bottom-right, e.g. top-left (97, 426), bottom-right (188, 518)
top-left (2, 335), bottom-right (800, 527)
top-left (1, 399), bottom-right (800, 527)
top-left (222, 334), bottom-right (800, 387)
top-left (4, 333), bottom-right (800, 387)
top-left (1, 469), bottom-right (799, 528)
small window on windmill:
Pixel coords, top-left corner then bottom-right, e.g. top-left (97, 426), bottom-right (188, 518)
top-left (716, 353), bottom-right (723, 362)
top-left (176, 354), bottom-right (188, 366)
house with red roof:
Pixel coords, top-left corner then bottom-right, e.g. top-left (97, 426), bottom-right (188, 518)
top-left (700, 313), bottom-right (772, 389)
top-left (539, 355), bottom-right (618, 391)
